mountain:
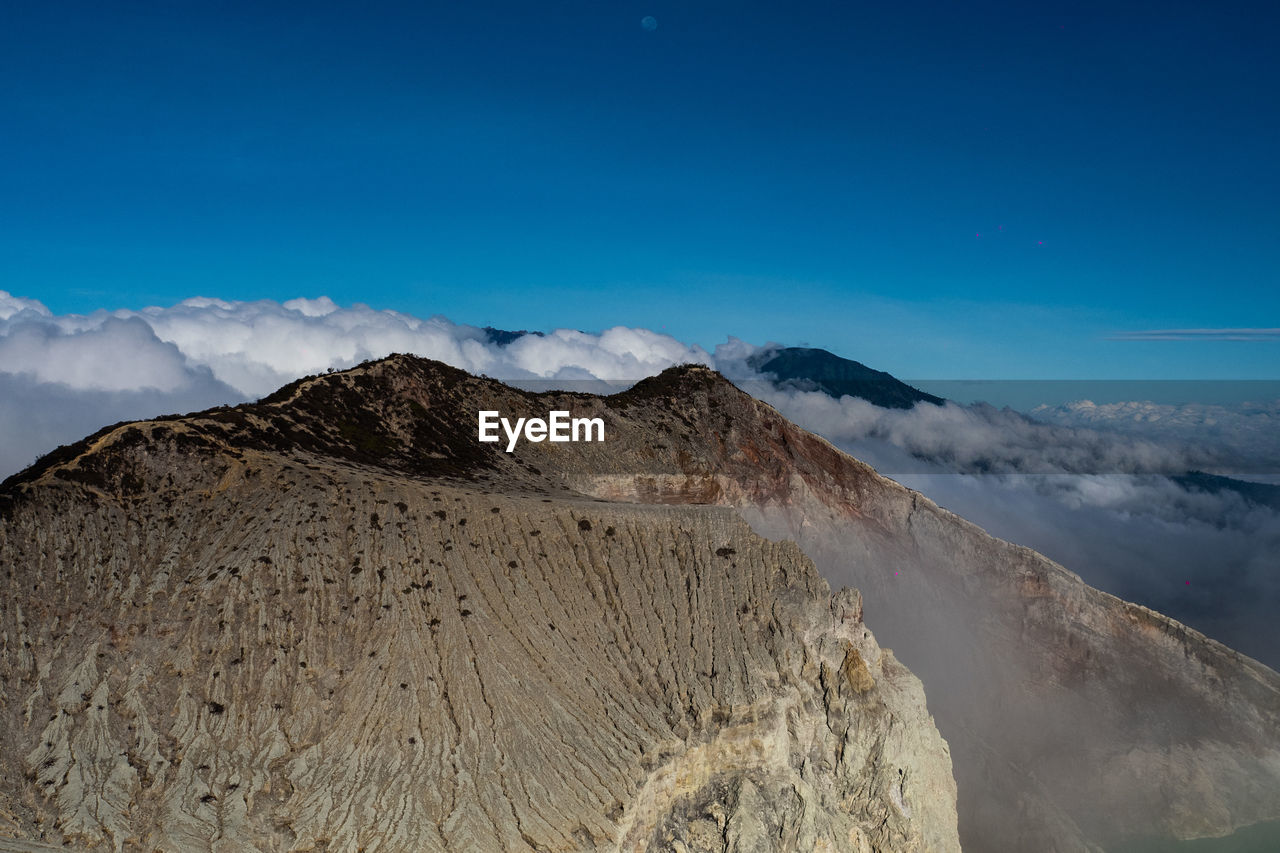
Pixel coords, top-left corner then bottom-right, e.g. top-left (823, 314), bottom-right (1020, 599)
top-left (2, 355), bottom-right (1278, 852)
top-left (1173, 470), bottom-right (1280, 512)
top-left (747, 346), bottom-right (944, 409)
top-left (0, 357), bottom-right (958, 851)
top-left (482, 327), bottom-right (544, 346)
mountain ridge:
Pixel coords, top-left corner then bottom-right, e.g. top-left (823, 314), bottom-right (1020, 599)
top-left (0, 354), bottom-right (961, 851)
top-left (747, 346), bottom-right (944, 409)
top-left (3, 353), bottom-right (1279, 851)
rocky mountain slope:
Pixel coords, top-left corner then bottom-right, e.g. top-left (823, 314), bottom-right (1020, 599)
top-left (5, 353), bottom-right (1279, 851)
top-left (746, 347), bottom-right (943, 409)
top-left (554, 365), bottom-right (1280, 852)
top-left (0, 358), bottom-right (959, 850)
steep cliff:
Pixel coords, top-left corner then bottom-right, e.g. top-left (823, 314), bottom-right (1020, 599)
top-left (554, 365), bottom-right (1280, 852)
top-left (0, 357), bottom-right (958, 851)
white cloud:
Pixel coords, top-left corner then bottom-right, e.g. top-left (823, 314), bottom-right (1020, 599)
top-left (754, 386), bottom-right (1218, 475)
top-left (0, 372), bottom-right (238, 481)
top-left (0, 316), bottom-right (204, 392)
top-left (1031, 399), bottom-right (1280, 473)
top-left (3, 288), bottom-right (1275, 483)
top-left (1, 288), bottom-right (1278, 665)
top-left (0, 290), bottom-right (715, 397)
top-left (0, 290), bottom-right (716, 474)
top-left (505, 327), bottom-right (712, 381)
top-left (0, 291), bottom-right (52, 322)
top-left (740, 373), bottom-right (1280, 667)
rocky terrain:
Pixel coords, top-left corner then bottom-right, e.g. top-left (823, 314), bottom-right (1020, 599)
top-left (4, 353), bottom-right (1279, 852)
top-left (0, 357), bottom-right (959, 850)
top-left (550, 365), bottom-right (1280, 852)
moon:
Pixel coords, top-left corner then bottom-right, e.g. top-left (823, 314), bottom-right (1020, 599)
top-left (641, 16), bottom-right (658, 32)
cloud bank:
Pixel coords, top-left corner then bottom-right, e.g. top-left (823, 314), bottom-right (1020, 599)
top-left (1030, 398), bottom-right (1280, 475)
top-left (0, 291), bottom-right (713, 476)
top-left (3, 289), bottom-right (1278, 665)
top-left (742, 385), bottom-right (1280, 665)
top-left (3, 289), bottom-right (1276, 483)
top-left (751, 388), bottom-right (1217, 476)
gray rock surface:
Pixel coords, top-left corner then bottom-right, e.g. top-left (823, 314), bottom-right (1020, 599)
top-left (9, 352), bottom-right (1275, 851)
top-left (550, 365), bottom-right (1280, 852)
top-left (0, 357), bottom-right (959, 851)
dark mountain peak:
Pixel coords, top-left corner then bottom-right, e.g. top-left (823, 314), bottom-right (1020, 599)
top-left (1, 355), bottom-right (517, 504)
top-left (1173, 471), bottom-right (1280, 512)
top-left (749, 346), bottom-right (944, 409)
top-left (7, 350), bottom-right (941, 511)
top-left (609, 362), bottom-right (737, 404)
top-left (0, 353), bottom-right (836, 515)
top-left (482, 326), bottom-right (544, 346)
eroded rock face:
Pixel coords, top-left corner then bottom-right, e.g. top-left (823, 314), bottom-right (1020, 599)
top-left (0, 362), bottom-right (959, 852)
top-left (9, 353), bottom-right (1274, 852)
top-left (538, 366), bottom-right (1280, 852)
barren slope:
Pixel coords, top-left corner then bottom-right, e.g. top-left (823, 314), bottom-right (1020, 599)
top-left (6, 352), bottom-right (1277, 851)
top-left (0, 358), bottom-right (958, 851)
top-left (560, 366), bottom-right (1280, 851)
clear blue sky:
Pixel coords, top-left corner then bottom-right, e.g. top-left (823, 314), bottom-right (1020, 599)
top-left (2, 0), bottom-right (1277, 378)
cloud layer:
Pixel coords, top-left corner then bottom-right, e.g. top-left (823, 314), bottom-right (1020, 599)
top-left (744, 385), bottom-right (1280, 665)
top-left (3, 289), bottom-right (1276, 482)
top-left (751, 388), bottom-right (1212, 475)
top-left (1030, 398), bottom-right (1280, 474)
top-left (0, 291), bottom-right (714, 475)
top-left (2, 290), bottom-right (1278, 666)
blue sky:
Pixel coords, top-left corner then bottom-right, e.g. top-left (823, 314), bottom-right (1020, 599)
top-left (2, 0), bottom-right (1277, 378)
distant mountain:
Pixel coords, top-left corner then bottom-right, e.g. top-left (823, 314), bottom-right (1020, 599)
top-left (1173, 471), bottom-right (1280, 512)
top-left (749, 346), bottom-right (944, 409)
top-left (482, 326), bottom-right (544, 346)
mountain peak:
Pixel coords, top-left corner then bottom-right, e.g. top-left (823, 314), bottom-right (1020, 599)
top-left (0, 357), bottom-right (961, 852)
top-left (609, 362), bottom-right (736, 403)
top-left (749, 346), bottom-right (943, 409)
top-left (3, 359), bottom-right (1280, 850)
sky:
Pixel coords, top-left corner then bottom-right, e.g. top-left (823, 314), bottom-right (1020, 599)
top-left (2, 0), bottom-right (1278, 378)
